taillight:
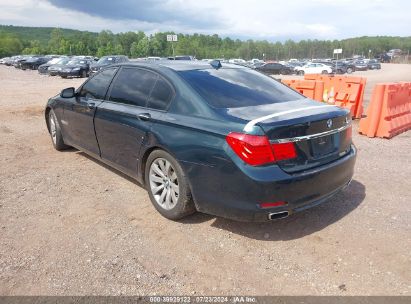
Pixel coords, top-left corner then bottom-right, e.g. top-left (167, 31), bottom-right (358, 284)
top-left (259, 201), bottom-right (287, 209)
top-left (271, 142), bottom-right (297, 161)
top-left (226, 132), bottom-right (275, 166)
top-left (226, 132), bottom-right (297, 166)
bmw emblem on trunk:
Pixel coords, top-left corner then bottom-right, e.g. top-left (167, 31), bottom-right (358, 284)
top-left (327, 119), bottom-right (333, 128)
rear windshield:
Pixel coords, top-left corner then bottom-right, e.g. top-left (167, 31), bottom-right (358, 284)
top-left (178, 68), bottom-right (302, 108)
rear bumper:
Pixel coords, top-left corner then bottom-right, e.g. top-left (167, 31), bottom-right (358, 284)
top-left (185, 145), bottom-right (357, 222)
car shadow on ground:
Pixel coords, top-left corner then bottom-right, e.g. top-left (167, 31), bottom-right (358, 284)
top-left (76, 150), bottom-right (365, 241)
top-left (207, 180), bottom-right (366, 241)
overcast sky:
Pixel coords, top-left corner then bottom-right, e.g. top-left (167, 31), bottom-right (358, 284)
top-left (0, 0), bottom-right (410, 41)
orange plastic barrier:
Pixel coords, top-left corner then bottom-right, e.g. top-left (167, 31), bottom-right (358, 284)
top-left (304, 75), bottom-right (366, 119)
top-left (281, 79), bottom-right (324, 102)
top-left (359, 82), bottom-right (411, 138)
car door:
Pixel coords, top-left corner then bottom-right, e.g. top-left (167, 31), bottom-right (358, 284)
top-left (316, 64), bottom-right (325, 73)
top-left (305, 64), bottom-right (315, 74)
top-left (94, 67), bottom-right (174, 177)
top-left (267, 63), bottom-right (278, 74)
top-left (63, 67), bottom-right (118, 156)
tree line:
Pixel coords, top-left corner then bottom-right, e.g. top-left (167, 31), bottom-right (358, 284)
top-left (1, 26), bottom-right (410, 60)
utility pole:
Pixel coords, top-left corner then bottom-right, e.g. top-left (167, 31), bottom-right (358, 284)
top-left (167, 34), bottom-right (177, 57)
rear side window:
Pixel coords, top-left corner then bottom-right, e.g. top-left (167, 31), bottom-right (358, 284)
top-left (178, 68), bottom-right (302, 108)
top-left (79, 67), bottom-right (117, 99)
top-left (108, 68), bottom-right (157, 107)
top-left (147, 77), bottom-right (173, 110)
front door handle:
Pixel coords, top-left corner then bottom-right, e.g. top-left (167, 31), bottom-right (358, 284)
top-left (87, 102), bottom-right (95, 109)
top-left (138, 113), bottom-right (151, 121)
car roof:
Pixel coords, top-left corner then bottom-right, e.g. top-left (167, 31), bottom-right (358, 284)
top-left (115, 60), bottom-right (247, 71)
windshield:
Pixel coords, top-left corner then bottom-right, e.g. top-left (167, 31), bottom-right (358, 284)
top-left (55, 58), bottom-right (70, 65)
top-left (67, 59), bottom-right (87, 65)
top-left (97, 57), bottom-right (116, 64)
top-left (178, 68), bottom-right (302, 108)
top-left (47, 58), bottom-right (61, 65)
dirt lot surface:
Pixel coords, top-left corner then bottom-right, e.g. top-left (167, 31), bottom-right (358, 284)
top-left (0, 64), bottom-right (410, 296)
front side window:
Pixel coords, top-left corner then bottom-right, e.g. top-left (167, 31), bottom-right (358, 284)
top-left (78, 67), bottom-right (117, 99)
top-left (108, 68), bottom-right (158, 107)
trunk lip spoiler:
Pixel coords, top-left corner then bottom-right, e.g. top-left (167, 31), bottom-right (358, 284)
top-left (243, 105), bottom-right (338, 132)
top-left (270, 123), bottom-right (351, 144)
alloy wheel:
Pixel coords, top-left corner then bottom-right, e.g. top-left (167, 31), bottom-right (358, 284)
top-left (49, 113), bottom-right (57, 145)
top-left (149, 158), bottom-right (179, 210)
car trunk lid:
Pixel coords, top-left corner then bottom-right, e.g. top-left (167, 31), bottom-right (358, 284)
top-left (225, 99), bottom-right (352, 173)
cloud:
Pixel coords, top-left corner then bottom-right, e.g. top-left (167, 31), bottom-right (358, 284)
top-left (0, 0), bottom-right (410, 40)
top-left (47, 0), bottom-right (224, 29)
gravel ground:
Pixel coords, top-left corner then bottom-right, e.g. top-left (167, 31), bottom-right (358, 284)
top-left (0, 64), bottom-right (410, 296)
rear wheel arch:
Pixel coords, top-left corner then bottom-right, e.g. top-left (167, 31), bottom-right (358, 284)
top-left (141, 145), bottom-right (180, 185)
top-left (143, 148), bottom-right (196, 219)
top-left (141, 146), bottom-right (161, 186)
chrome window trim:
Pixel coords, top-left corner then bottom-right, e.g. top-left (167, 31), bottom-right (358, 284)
top-left (270, 123), bottom-right (351, 143)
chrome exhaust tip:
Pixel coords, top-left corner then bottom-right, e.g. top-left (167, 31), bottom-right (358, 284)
top-left (268, 211), bottom-right (289, 220)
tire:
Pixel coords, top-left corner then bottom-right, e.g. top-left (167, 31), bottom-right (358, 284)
top-left (81, 70), bottom-right (87, 78)
top-left (48, 110), bottom-right (70, 151)
top-left (347, 67), bottom-right (353, 74)
top-left (61, 76), bottom-right (67, 79)
top-left (298, 70), bottom-right (304, 76)
top-left (321, 70), bottom-right (328, 74)
top-left (145, 150), bottom-right (196, 220)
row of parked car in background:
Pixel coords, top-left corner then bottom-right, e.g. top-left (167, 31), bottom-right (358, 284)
top-left (205, 57), bottom-right (381, 75)
top-left (0, 53), bottom-right (383, 78)
top-left (0, 54), bottom-right (129, 78)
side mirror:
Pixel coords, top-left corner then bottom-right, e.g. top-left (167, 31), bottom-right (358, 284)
top-left (60, 87), bottom-right (75, 98)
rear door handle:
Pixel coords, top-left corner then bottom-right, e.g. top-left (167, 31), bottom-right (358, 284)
top-left (138, 113), bottom-right (151, 121)
top-left (87, 102), bottom-right (95, 109)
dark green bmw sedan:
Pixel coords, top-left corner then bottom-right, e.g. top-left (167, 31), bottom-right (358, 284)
top-left (45, 60), bottom-right (356, 221)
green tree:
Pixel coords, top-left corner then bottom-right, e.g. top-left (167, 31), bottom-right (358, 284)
top-left (0, 34), bottom-right (23, 57)
top-left (130, 37), bottom-right (149, 57)
top-left (48, 28), bottom-right (63, 53)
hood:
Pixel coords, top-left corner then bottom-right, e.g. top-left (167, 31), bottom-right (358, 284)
top-left (48, 64), bottom-right (67, 69)
top-left (64, 64), bottom-right (87, 69)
